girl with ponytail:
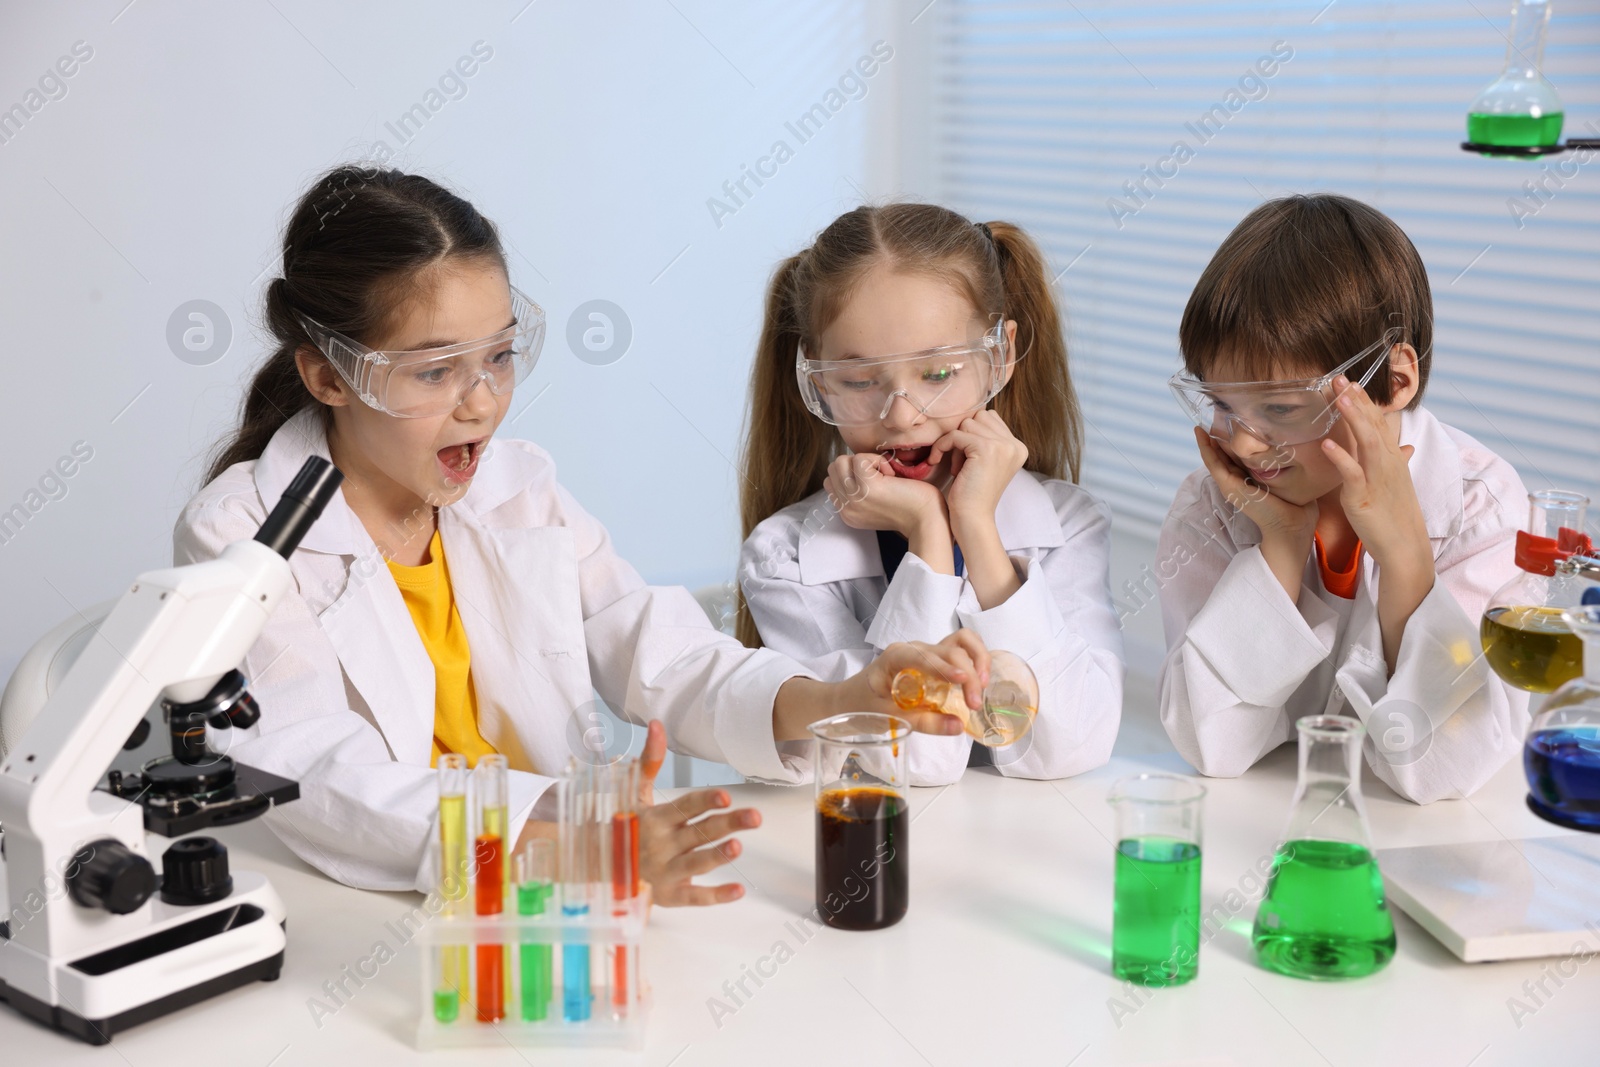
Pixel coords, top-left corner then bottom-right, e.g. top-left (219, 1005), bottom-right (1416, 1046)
top-left (738, 203), bottom-right (1124, 784)
top-left (176, 170), bottom-right (993, 896)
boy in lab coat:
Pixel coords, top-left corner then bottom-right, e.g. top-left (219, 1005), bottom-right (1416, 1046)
top-left (1157, 193), bottom-right (1529, 802)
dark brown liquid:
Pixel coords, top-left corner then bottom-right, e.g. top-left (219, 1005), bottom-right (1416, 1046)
top-left (816, 787), bottom-right (908, 930)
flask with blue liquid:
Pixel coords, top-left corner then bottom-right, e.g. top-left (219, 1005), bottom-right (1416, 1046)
top-left (1523, 601), bottom-right (1600, 831)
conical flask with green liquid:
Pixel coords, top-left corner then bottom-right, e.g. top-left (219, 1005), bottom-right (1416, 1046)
top-left (1252, 715), bottom-right (1396, 979)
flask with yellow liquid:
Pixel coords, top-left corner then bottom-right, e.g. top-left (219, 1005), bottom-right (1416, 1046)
top-left (1480, 490), bottom-right (1597, 693)
top-left (890, 650), bottom-right (1039, 747)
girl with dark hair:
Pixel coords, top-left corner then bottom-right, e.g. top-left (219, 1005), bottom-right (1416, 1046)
top-left (176, 167), bottom-right (991, 895)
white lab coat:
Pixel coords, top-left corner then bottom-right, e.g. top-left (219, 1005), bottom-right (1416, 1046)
top-left (173, 408), bottom-right (814, 892)
top-left (1156, 406), bottom-right (1531, 803)
top-left (740, 471), bottom-right (1125, 785)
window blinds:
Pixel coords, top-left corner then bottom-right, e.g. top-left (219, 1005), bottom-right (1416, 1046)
top-left (925, 1), bottom-right (1600, 541)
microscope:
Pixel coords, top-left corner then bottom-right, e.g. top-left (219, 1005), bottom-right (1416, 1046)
top-left (0, 457), bottom-right (342, 1044)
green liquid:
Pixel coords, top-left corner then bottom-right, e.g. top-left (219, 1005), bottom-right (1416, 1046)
top-left (1113, 837), bottom-right (1201, 986)
top-left (436, 793), bottom-right (469, 1026)
top-left (1252, 839), bottom-right (1396, 980)
top-left (518, 882), bottom-right (553, 1021)
top-left (1467, 111), bottom-right (1563, 147)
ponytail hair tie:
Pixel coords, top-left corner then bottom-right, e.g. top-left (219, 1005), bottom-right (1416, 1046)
top-left (976, 220), bottom-right (1007, 266)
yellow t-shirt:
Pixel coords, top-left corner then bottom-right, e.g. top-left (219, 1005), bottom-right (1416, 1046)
top-left (387, 528), bottom-right (497, 767)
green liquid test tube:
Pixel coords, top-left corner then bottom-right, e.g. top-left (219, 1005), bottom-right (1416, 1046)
top-left (516, 839), bottom-right (555, 1022)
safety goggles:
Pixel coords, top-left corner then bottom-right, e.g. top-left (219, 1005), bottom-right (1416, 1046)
top-left (1168, 327), bottom-right (1402, 447)
top-left (296, 286), bottom-right (546, 418)
top-left (796, 321), bottom-right (1012, 428)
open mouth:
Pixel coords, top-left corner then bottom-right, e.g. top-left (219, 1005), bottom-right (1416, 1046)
top-left (437, 439), bottom-right (484, 483)
top-left (1247, 465), bottom-right (1290, 483)
top-left (881, 444), bottom-right (935, 480)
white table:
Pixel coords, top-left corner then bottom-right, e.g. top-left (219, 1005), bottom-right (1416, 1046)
top-left (3, 696), bottom-right (1594, 1067)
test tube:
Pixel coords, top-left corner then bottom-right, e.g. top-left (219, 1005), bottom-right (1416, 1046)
top-left (474, 755), bottom-right (508, 1022)
top-left (560, 761), bottom-right (593, 1022)
top-left (435, 754), bottom-right (469, 1024)
top-left (609, 759), bottom-right (640, 1016)
top-left (480, 753), bottom-right (513, 1016)
top-left (516, 838), bottom-right (555, 1022)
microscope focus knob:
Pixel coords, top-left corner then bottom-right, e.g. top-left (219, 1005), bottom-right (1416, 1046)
top-left (67, 839), bottom-right (158, 915)
top-left (160, 836), bottom-right (233, 906)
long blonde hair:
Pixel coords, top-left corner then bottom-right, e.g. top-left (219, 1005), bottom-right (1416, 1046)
top-left (736, 203), bottom-right (1082, 647)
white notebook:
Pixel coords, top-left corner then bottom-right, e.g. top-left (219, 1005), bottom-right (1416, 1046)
top-left (1376, 835), bottom-right (1600, 962)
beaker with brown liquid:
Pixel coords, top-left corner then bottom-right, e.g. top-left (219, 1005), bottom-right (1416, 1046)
top-left (809, 713), bottom-right (911, 931)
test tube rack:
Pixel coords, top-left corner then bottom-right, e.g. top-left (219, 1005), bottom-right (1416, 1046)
top-left (417, 754), bottom-right (647, 1050)
top-left (413, 895), bottom-right (648, 1050)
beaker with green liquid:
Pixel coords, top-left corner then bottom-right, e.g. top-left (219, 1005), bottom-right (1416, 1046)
top-left (1108, 774), bottom-right (1206, 986)
top-left (1466, 0), bottom-right (1564, 151)
top-left (1252, 716), bottom-right (1396, 980)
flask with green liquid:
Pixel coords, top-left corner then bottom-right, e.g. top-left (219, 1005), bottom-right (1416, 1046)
top-left (1466, 0), bottom-right (1564, 151)
top-left (1252, 715), bottom-right (1396, 980)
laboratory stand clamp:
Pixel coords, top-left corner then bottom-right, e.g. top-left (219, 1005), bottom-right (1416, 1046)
top-left (0, 456), bottom-right (343, 1044)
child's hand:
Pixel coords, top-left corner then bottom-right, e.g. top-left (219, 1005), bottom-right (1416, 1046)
top-left (1321, 377), bottom-right (1432, 575)
top-left (931, 410), bottom-right (1029, 538)
top-left (1193, 426), bottom-right (1317, 599)
top-left (636, 721), bottom-right (760, 907)
top-left (855, 628), bottom-right (992, 734)
top-left (1323, 376), bottom-right (1435, 673)
top-left (825, 452), bottom-right (947, 540)
top-left (1193, 427), bottom-right (1316, 539)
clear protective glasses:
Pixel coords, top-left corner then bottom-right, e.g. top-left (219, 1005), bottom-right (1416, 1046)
top-left (795, 320), bottom-right (1013, 428)
top-left (1168, 327), bottom-right (1403, 447)
top-left (296, 286), bottom-right (546, 418)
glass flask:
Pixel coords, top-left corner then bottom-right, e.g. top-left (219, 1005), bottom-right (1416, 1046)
top-left (890, 649), bottom-right (1039, 747)
top-left (1466, 0), bottom-right (1564, 150)
top-left (1252, 716), bottom-right (1396, 980)
top-left (1481, 490), bottom-right (1596, 694)
top-left (1523, 604), bottom-right (1600, 831)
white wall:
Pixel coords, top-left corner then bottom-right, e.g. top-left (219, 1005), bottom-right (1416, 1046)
top-left (0, 1), bottom-right (913, 688)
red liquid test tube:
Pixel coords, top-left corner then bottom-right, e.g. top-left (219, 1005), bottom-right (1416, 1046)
top-left (475, 833), bottom-right (504, 1022)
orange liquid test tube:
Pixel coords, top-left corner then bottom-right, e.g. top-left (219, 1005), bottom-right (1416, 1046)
top-left (474, 756), bottom-right (508, 1022)
top-left (610, 761), bottom-right (640, 1013)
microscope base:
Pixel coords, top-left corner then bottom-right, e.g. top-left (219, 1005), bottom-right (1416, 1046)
top-left (0, 873), bottom-right (287, 1044)
top-left (0, 946), bottom-right (283, 1045)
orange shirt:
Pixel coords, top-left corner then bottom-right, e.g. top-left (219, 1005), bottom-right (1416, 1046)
top-left (1314, 533), bottom-right (1363, 600)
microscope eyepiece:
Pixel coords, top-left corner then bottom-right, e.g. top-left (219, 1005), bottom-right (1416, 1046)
top-left (253, 456), bottom-right (344, 558)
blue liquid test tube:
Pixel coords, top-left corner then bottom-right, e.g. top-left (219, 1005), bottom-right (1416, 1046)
top-left (562, 901), bottom-right (592, 1022)
top-left (559, 761), bottom-right (594, 1022)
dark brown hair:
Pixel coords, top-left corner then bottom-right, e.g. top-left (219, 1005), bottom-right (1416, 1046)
top-left (1179, 193), bottom-right (1431, 407)
top-left (735, 203), bottom-right (1082, 647)
top-left (204, 166), bottom-right (506, 485)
